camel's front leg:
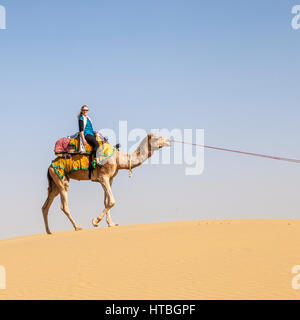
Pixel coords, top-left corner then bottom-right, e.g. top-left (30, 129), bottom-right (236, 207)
top-left (105, 193), bottom-right (118, 227)
top-left (92, 177), bottom-right (118, 227)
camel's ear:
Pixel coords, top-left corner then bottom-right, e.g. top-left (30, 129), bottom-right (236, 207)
top-left (147, 133), bottom-right (155, 138)
top-left (148, 133), bottom-right (159, 146)
top-left (148, 133), bottom-right (158, 140)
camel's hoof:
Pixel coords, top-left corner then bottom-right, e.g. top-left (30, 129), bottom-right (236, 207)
top-left (46, 231), bottom-right (52, 235)
top-left (75, 227), bottom-right (83, 231)
top-left (108, 223), bottom-right (119, 227)
top-left (92, 218), bottom-right (99, 227)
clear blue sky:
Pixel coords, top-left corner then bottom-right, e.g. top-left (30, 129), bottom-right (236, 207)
top-left (0, 0), bottom-right (300, 239)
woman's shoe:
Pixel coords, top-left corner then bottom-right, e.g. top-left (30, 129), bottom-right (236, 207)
top-left (95, 147), bottom-right (102, 166)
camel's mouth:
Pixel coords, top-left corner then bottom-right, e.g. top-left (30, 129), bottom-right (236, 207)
top-left (159, 137), bottom-right (171, 148)
top-left (149, 134), bottom-right (171, 149)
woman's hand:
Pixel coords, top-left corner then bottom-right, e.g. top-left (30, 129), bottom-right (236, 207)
top-left (83, 138), bottom-right (87, 146)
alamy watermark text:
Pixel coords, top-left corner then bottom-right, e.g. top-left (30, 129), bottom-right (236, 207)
top-left (0, 4), bottom-right (6, 30)
top-left (292, 5), bottom-right (300, 30)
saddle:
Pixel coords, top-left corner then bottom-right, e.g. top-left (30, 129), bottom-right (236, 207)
top-left (52, 135), bottom-right (118, 179)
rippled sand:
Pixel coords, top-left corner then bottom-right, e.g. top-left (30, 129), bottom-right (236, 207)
top-left (1, 220), bottom-right (300, 299)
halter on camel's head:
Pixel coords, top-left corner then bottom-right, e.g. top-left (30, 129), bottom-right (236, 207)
top-left (127, 133), bottom-right (171, 178)
top-left (147, 133), bottom-right (171, 155)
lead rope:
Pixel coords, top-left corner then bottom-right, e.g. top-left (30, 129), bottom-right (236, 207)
top-left (170, 140), bottom-right (300, 164)
top-left (128, 154), bottom-right (132, 178)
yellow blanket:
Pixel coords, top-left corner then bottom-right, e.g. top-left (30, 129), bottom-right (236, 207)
top-left (51, 154), bottom-right (94, 179)
top-left (52, 138), bottom-right (116, 178)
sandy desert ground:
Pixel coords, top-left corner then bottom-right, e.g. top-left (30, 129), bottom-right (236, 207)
top-left (1, 220), bottom-right (300, 300)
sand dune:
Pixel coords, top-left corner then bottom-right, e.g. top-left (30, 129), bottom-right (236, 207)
top-left (1, 220), bottom-right (300, 300)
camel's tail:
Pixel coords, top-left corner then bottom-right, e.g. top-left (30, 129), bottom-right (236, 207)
top-left (47, 169), bottom-right (53, 194)
top-left (42, 169), bottom-right (54, 211)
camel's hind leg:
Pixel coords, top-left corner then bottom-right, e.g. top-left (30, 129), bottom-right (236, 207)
top-left (45, 167), bottom-right (82, 232)
top-left (42, 168), bottom-right (59, 234)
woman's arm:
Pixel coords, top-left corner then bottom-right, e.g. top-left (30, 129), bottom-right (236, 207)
top-left (79, 119), bottom-right (87, 145)
top-left (79, 118), bottom-right (84, 132)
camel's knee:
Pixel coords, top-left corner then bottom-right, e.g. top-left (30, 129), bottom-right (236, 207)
top-left (108, 199), bottom-right (115, 209)
top-left (61, 205), bottom-right (70, 215)
top-left (42, 189), bottom-right (59, 212)
top-left (63, 183), bottom-right (69, 192)
top-left (42, 196), bottom-right (51, 212)
top-left (42, 203), bottom-right (47, 213)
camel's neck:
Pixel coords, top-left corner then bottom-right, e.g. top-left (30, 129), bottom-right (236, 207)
top-left (117, 135), bottom-right (153, 170)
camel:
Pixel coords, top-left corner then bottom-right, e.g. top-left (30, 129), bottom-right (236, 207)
top-left (42, 133), bottom-right (171, 234)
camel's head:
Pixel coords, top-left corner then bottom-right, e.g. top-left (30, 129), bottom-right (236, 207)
top-left (148, 133), bottom-right (171, 151)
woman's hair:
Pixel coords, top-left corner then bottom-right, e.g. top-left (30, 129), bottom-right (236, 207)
top-left (77, 105), bottom-right (89, 119)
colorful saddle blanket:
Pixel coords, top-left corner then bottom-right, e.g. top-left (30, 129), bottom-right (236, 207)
top-left (52, 137), bottom-right (116, 178)
top-left (51, 154), bottom-right (96, 179)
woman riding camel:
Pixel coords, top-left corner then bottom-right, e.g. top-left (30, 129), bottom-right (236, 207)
top-left (78, 105), bottom-right (99, 156)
